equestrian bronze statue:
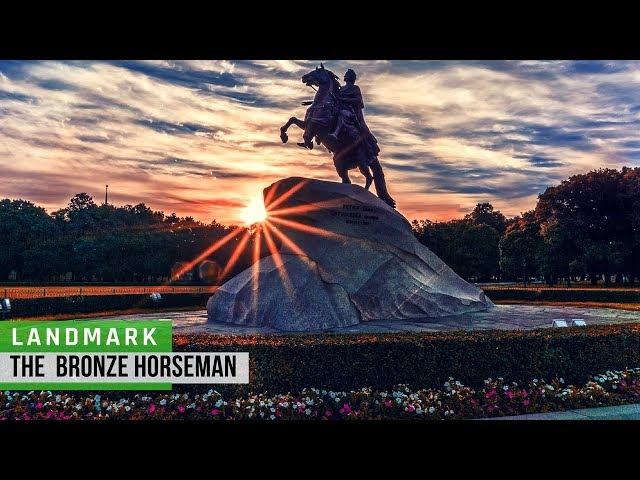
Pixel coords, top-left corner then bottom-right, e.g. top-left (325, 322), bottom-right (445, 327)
top-left (279, 64), bottom-right (396, 208)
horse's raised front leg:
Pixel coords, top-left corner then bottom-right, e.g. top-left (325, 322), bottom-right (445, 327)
top-left (280, 117), bottom-right (305, 144)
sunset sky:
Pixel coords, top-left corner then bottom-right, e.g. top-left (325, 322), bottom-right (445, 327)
top-left (1, 60), bottom-right (639, 225)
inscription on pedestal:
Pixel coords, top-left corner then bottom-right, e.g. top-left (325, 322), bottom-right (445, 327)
top-left (329, 203), bottom-right (382, 226)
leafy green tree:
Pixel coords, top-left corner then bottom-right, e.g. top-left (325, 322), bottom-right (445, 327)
top-left (499, 211), bottom-right (545, 285)
top-left (465, 202), bottom-right (507, 236)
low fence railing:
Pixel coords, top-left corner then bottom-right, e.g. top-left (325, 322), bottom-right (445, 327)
top-left (1, 285), bottom-right (219, 300)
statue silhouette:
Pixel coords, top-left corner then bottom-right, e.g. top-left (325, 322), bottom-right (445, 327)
top-left (280, 63), bottom-right (396, 208)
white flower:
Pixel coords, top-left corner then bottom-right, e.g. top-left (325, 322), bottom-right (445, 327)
top-left (428, 406), bottom-right (435, 413)
top-left (160, 399), bottom-right (167, 406)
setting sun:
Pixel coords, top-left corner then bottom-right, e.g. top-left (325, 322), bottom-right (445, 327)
top-left (241, 194), bottom-right (268, 225)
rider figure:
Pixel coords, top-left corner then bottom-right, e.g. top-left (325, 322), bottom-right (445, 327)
top-left (329, 69), bottom-right (380, 159)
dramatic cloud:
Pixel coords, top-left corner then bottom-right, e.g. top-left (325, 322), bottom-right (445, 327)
top-left (1, 60), bottom-right (640, 224)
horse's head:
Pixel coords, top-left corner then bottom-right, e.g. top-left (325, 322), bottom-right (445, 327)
top-left (301, 63), bottom-right (339, 91)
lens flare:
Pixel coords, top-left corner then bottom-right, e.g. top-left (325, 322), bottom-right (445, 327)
top-left (241, 194), bottom-right (267, 226)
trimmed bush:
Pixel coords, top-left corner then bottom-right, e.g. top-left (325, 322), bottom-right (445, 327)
top-left (9, 293), bottom-right (210, 317)
top-left (484, 287), bottom-right (640, 303)
top-left (174, 324), bottom-right (640, 395)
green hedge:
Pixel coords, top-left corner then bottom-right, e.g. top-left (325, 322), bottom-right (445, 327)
top-left (485, 288), bottom-right (640, 303)
top-left (174, 324), bottom-right (640, 395)
top-left (9, 293), bottom-right (210, 318)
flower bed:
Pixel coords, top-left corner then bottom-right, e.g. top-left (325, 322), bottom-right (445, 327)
top-left (2, 367), bottom-right (639, 420)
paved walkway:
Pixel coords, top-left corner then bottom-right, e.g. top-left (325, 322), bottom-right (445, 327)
top-left (92, 304), bottom-right (640, 335)
top-left (488, 403), bottom-right (640, 420)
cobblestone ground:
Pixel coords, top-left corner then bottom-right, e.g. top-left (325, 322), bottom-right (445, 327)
top-left (91, 304), bottom-right (640, 335)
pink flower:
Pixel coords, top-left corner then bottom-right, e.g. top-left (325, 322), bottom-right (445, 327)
top-left (324, 410), bottom-right (332, 417)
top-left (339, 403), bottom-right (352, 415)
top-left (523, 399), bottom-right (530, 407)
top-left (211, 408), bottom-right (220, 416)
top-left (36, 402), bottom-right (43, 410)
top-left (148, 404), bottom-right (156, 414)
top-left (384, 399), bottom-right (393, 408)
top-left (485, 389), bottom-right (497, 399)
top-left (406, 405), bottom-right (415, 413)
top-left (505, 391), bottom-right (515, 400)
top-left (178, 405), bottom-right (185, 413)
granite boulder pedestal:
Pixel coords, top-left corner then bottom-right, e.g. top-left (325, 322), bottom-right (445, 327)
top-left (207, 177), bottom-right (493, 331)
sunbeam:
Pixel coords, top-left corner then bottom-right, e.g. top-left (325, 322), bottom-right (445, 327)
top-left (263, 222), bottom-right (294, 296)
top-left (265, 179), bottom-right (308, 211)
top-left (219, 230), bottom-right (251, 281)
top-left (171, 226), bottom-right (244, 281)
top-left (251, 224), bottom-right (262, 313)
top-left (264, 220), bottom-right (308, 257)
top-left (268, 215), bottom-right (341, 239)
top-left (267, 197), bottom-right (344, 218)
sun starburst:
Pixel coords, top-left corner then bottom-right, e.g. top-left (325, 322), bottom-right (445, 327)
top-left (171, 180), bottom-right (337, 308)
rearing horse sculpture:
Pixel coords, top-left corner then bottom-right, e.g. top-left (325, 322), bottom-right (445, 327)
top-left (279, 64), bottom-right (396, 209)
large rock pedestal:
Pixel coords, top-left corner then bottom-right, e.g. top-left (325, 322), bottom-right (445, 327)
top-left (207, 177), bottom-right (493, 331)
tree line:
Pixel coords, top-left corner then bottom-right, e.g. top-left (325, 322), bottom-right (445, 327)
top-left (0, 193), bottom-right (257, 284)
top-left (413, 167), bottom-right (640, 285)
top-left (2, 167), bottom-right (639, 285)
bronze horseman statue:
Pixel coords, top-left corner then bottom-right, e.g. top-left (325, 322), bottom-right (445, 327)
top-left (280, 64), bottom-right (396, 208)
